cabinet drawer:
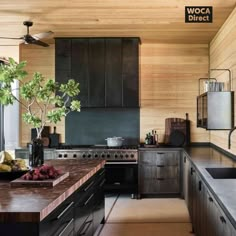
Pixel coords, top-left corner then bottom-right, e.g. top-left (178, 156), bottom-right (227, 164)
top-left (40, 196), bottom-right (74, 236)
top-left (141, 178), bottom-right (180, 194)
top-left (78, 214), bottom-right (93, 236)
top-left (139, 151), bottom-right (180, 166)
top-left (74, 190), bottom-right (95, 234)
top-left (140, 165), bottom-right (179, 179)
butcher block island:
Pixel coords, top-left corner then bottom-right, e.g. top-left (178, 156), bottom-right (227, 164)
top-left (0, 159), bottom-right (106, 236)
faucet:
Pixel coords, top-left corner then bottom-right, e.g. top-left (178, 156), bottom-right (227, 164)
top-left (228, 127), bottom-right (236, 149)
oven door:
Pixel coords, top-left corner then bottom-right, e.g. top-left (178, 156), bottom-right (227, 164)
top-left (104, 163), bottom-right (138, 194)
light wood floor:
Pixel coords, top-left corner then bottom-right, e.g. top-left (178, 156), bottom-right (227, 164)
top-left (98, 194), bottom-right (194, 236)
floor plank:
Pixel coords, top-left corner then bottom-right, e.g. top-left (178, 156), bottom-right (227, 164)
top-left (99, 195), bottom-right (194, 236)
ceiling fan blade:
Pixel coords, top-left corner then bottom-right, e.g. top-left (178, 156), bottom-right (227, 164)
top-left (32, 31), bottom-right (54, 40)
top-left (29, 40), bottom-right (49, 47)
top-left (0, 36), bottom-right (23, 40)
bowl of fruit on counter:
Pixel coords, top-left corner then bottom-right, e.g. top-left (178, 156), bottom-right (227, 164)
top-left (0, 151), bottom-right (28, 180)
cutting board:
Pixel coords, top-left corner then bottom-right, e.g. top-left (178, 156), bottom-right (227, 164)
top-left (49, 127), bottom-right (60, 148)
top-left (10, 172), bottom-right (69, 187)
top-left (164, 118), bottom-right (185, 144)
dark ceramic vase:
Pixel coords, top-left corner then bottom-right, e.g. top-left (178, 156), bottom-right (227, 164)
top-left (29, 139), bottom-right (44, 167)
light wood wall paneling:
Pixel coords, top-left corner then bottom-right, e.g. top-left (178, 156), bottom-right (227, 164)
top-left (210, 6), bottom-right (236, 154)
top-left (19, 44), bottom-right (66, 147)
top-left (140, 43), bottom-right (209, 143)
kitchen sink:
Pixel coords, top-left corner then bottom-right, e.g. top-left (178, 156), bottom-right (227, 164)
top-left (206, 167), bottom-right (236, 179)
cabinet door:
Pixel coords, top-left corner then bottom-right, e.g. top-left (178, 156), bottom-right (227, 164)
top-left (71, 39), bottom-right (89, 107)
top-left (88, 39), bottom-right (105, 107)
top-left (206, 190), bottom-right (221, 236)
top-left (187, 165), bottom-right (194, 220)
top-left (105, 38), bottom-right (122, 107)
top-left (122, 38), bottom-right (139, 107)
top-left (230, 223), bottom-right (236, 236)
top-left (55, 39), bottom-right (71, 102)
top-left (93, 171), bottom-right (105, 232)
top-left (182, 154), bottom-right (189, 206)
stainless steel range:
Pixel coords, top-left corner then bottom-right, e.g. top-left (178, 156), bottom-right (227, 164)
top-left (55, 147), bottom-right (138, 163)
top-left (55, 146), bottom-right (139, 197)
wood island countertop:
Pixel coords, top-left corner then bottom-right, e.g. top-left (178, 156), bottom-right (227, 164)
top-left (0, 159), bottom-right (105, 223)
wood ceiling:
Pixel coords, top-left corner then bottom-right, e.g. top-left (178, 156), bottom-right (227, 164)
top-left (0, 0), bottom-right (235, 46)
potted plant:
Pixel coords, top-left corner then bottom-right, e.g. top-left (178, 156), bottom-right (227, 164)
top-left (0, 58), bottom-right (81, 167)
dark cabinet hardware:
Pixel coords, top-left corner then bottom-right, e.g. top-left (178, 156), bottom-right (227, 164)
top-left (79, 220), bottom-right (93, 236)
top-left (191, 167), bottom-right (195, 175)
top-left (198, 181), bottom-right (202, 191)
top-left (58, 218), bottom-right (74, 236)
top-left (220, 216), bottom-right (226, 224)
top-left (99, 179), bottom-right (106, 187)
top-left (184, 155), bottom-right (186, 163)
top-left (56, 202), bottom-right (74, 220)
top-left (157, 178), bottom-right (165, 181)
top-left (157, 152), bottom-right (164, 155)
top-left (208, 196), bottom-right (213, 202)
top-left (84, 193), bottom-right (94, 206)
top-left (99, 170), bottom-right (105, 176)
top-left (157, 165), bottom-right (165, 167)
top-left (83, 181), bottom-right (94, 192)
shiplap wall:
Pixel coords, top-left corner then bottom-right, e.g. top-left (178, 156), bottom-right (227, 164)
top-left (210, 7), bottom-right (236, 154)
top-left (140, 44), bottom-right (209, 143)
top-left (19, 42), bottom-right (210, 146)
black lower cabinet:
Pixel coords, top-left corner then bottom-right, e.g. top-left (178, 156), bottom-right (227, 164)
top-left (0, 168), bottom-right (105, 236)
top-left (74, 168), bottom-right (105, 236)
top-left (93, 177), bottom-right (105, 231)
top-left (185, 158), bottom-right (236, 236)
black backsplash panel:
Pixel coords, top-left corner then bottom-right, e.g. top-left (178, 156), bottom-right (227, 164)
top-left (65, 108), bottom-right (140, 145)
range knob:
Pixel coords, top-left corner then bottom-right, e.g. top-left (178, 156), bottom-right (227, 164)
top-left (64, 154), bottom-right (68, 158)
top-left (101, 154), bottom-right (105, 158)
top-left (88, 154), bottom-right (91, 158)
top-left (125, 154), bottom-right (129, 158)
top-left (73, 154), bottom-right (77, 158)
top-left (115, 154), bottom-right (118, 158)
top-left (58, 154), bottom-right (62, 158)
top-left (131, 154), bottom-right (134, 158)
top-left (120, 154), bottom-right (123, 158)
top-left (107, 154), bottom-right (110, 158)
top-left (94, 154), bottom-right (98, 158)
top-left (82, 154), bottom-right (86, 158)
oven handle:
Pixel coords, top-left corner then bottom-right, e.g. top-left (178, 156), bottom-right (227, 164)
top-left (105, 162), bottom-right (138, 164)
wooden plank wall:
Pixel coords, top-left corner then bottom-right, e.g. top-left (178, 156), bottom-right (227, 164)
top-left (19, 42), bottom-right (210, 146)
top-left (140, 44), bottom-right (209, 143)
top-left (210, 7), bottom-right (236, 154)
top-left (19, 44), bottom-right (66, 146)
top-left (0, 46), bottom-right (19, 62)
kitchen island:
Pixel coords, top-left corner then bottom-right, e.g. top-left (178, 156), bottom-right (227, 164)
top-left (0, 159), bottom-right (106, 236)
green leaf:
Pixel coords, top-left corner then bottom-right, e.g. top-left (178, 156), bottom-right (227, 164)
top-left (70, 100), bottom-right (81, 111)
top-left (0, 58), bottom-right (81, 130)
top-left (22, 112), bottom-right (41, 127)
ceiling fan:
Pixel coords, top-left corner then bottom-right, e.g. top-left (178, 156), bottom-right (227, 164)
top-left (0, 21), bottom-right (53, 47)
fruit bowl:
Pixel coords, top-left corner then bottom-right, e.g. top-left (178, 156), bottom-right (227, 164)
top-left (0, 170), bottom-right (29, 180)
